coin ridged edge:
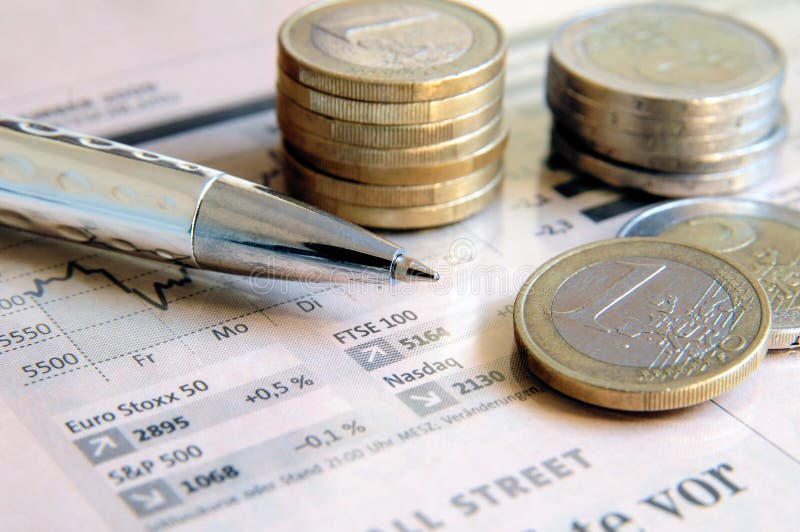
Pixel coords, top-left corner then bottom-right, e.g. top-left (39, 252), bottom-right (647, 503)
top-left (283, 149), bottom-right (502, 206)
top-left (277, 70), bottom-right (505, 125)
top-left (278, 0), bottom-right (507, 102)
top-left (551, 110), bottom-right (787, 173)
top-left (514, 326), bottom-right (764, 411)
top-left (277, 91), bottom-right (503, 148)
top-left (280, 49), bottom-right (506, 103)
top-left (552, 109), bottom-right (777, 158)
top-left (283, 126), bottom-right (509, 184)
top-left (548, 89), bottom-right (782, 145)
top-left (279, 114), bottom-right (504, 167)
top-left (297, 168), bottom-right (504, 228)
top-left (546, 76), bottom-right (783, 135)
top-left (513, 238), bottom-right (771, 411)
top-left (769, 328), bottom-right (800, 350)
top-left (551, 127), bottom-right (776, 197)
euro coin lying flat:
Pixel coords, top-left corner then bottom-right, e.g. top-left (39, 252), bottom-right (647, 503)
top-left (514, 238), bottom-right (770, 411)
top-left (619, 198), bottom-right (800, 349)
top-left (278, 0), bottom-right (506, 102)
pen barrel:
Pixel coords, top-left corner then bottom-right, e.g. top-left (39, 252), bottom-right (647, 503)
top-left (0, 115), bottom-right (220, 265)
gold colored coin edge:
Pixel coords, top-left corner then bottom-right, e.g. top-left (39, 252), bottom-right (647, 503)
top-left (283, 126), bottom-right (509, 184)
top-left (513, 238), bottom-right (771, 411)
top-left (278, 0), bottom-right (507, 102)
top-left (276, 71), bottom-right (505, 125)
top-left (276, 91), bottom-right (503, 148)
top-left (283, 149), bottom-right (502, 206)
top-left (278, 113), bottom-right (504, 167)
top-left (298, 168), bottom-right (504, 228)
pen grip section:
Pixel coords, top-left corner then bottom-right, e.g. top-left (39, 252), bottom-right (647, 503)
top-left (0, 115), bottom-right (221, 265)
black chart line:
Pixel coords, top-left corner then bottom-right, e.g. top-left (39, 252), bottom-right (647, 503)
top-left (23, 260), bottom-right (193, 311)
top-left (711, 399), bottom-right (800, 468)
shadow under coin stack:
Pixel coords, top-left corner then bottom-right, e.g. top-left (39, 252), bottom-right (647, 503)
top-left (277, 0), bottom-right (507, 229)
top-left (546, 4), bottom-right (786, 197)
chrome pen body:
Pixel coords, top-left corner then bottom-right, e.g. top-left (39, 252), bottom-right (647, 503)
top-left (0, 114), bottom-right (437, 283)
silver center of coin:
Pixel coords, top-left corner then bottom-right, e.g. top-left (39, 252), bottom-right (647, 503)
top-left (551, 257), bottom-right (741, 368)
top-left (580, 10), bottom-right (765, 86)
top-left (311, 3), bottom-right (473, 69)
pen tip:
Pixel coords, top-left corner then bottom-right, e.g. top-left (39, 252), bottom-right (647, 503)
top-left (393, 255), bottom-right (440, 283)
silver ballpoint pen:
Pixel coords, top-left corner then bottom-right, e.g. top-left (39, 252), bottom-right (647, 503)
top-left (0, 114), bottom-right (439, 283)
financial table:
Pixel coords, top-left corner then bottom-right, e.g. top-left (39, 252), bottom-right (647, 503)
top-left (0, 0), bottom-right (799, 529)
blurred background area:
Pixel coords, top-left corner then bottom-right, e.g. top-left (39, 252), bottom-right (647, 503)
top-left (0, 0), bottom-right (653, 134)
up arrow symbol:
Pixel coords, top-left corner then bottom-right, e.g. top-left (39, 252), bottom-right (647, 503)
top-left (366, 346), bottom-right (386, 363)
top-left (130, 489), bottom-right (166, 510)
top-left (88, 434), bottom-right (118, 458)
top-left (409, 391), bottom-right (442, 408)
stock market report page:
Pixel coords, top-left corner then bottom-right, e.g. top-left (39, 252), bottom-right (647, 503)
top-left (1, 0), bottom-right (799, 530)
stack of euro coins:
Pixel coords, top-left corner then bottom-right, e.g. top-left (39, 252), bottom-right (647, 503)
top-left (546, 4), bottom-right (786, 198)
top-left (276, 0), bottom-right (508, 229)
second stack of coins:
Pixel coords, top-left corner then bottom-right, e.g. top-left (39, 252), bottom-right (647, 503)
top-left (546, 4), bottom-right (786, 198)
top-left (277, 0), bottom-right (508, 229)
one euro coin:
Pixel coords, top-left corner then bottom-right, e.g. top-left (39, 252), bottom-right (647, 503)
top-left (514, 238), bottom-right (770, 411)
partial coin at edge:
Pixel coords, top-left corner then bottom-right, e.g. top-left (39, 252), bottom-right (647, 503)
top-left (619, 197), bottom-right (800, 349)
